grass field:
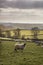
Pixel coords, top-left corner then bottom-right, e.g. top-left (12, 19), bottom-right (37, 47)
top-left (3, 30), bottom-right (43, 39)
top-left (0, 41), bottom-right (43, 65)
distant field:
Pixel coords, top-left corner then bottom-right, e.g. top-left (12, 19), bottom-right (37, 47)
top-left (8, 30), bottom-right (43, 39)
top-left (0, 41), bottom-right (43, 65)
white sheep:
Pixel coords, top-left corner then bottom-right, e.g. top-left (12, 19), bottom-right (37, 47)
top-left (14, 42), bottom-right (26, 51)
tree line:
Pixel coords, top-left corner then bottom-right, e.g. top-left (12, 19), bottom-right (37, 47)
top-left (0, 27), bottom-right (40, 40)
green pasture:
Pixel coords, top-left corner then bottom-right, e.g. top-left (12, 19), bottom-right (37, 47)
top-left (0, 41), bottom-right (43, 65)
top-left (2, 30), bottom-right (43, 39)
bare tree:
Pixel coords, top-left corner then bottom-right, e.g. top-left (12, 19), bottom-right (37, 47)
top-left (31, 27), bottom-right (40, 39)
top-left (16, 28), bottom-right (21, 39)
top-left (6, 30), bottom-right (11, 38)
top-left (0, 28), bottom-right (2, 37)
top-left (14, 31), bottom-right (18, 39)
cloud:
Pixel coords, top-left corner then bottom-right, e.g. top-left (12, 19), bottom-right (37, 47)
top-left (0, 0), bottom-right (43, 8)
top-left (6, 0), bottom-right (17, 2)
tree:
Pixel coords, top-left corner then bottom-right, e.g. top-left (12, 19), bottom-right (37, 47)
top-left (14, 31), bottom-right (18, 39)
top-left (16, 28), bottom-right (21, 39)
top-left (0, 28), bottom-right (2, 37)
top-left (31, 27), bottom-right (40, 39)
top-left (6, 30), bottom-right (11, 38)
top-left (0, 24), bottom-right (5, 37)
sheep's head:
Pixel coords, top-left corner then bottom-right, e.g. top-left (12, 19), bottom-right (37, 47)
top-left (24, 43), bottom-right (26, 46)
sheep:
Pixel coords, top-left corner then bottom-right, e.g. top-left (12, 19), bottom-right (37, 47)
top-left (14, 41), bottom-right (26, 51)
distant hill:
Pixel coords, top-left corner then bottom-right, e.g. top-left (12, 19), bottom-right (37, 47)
top-left (0, 23), bottom-right (43, 30)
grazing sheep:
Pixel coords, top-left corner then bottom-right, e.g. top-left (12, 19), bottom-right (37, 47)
top-left (14, 42), bottom-right (26, 51)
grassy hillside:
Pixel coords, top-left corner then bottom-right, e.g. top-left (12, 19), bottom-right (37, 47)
top-left (0, 41), bottom-right (43, 65)
top-left (7, 30), bottom-right (43, 39)
top-left (20, 30), bottom-right (43, 39)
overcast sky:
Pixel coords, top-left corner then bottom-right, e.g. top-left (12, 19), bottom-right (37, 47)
top-left (0, 0), bottom-right (43, 9)
top-left (0, 0), bottom-right (43, 24)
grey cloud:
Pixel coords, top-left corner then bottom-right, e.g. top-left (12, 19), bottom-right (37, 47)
top-left (0, 0), bottom-right (43, 8)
